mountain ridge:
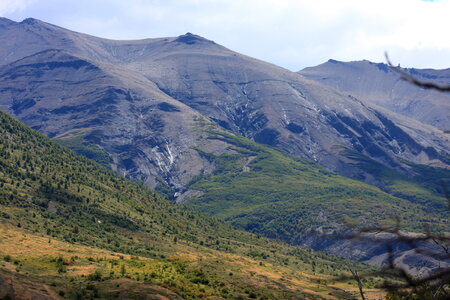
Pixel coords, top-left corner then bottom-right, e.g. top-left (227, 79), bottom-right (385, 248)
top-left (300, 59), bottom-right (450, 130)
top-left (0, 16), bottom-right (448, 205)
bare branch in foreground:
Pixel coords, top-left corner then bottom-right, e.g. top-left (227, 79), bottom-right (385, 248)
top-left (348, 264), bottom-right (367, 300)
top-left (385, 52), bottom-right (450, 92)
top-left (338, 223), bottom-right (450, 299)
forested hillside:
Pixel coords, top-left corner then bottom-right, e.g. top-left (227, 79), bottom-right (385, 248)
top-left (0, 110), bottom-right (385, 299)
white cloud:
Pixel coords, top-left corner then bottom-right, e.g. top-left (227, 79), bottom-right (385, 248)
top-left (1, 0), bottom-right (449, 70)
top-left (0, 0), bottom-right (35, 15)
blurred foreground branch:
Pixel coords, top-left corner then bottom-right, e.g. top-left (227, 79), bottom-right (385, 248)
top-left (341, 220), bottom-right (450, 299)
top-left (385, 52), bottom-right (450, 92)
top-left (334, 53), bottom-right (450, 299)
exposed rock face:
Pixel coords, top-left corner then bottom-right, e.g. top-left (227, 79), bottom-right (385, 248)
top-left (0, 18), bottom-right (447, 189)
top-left (300, 59), bottom-right (450, 131)
top-left (298, 228), bottom-right (450, 276)
top-left (0, 47), bottom-right (224, 192)
top-left (120, 36), bottom-right (449, 171)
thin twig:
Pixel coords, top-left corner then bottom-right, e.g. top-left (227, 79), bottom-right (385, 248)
top-left (385, 52), bottom-right (450, 92)
top-left (348, 264), bottom-right (367, 300)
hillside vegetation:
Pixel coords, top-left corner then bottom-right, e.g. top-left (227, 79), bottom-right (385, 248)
top-left (0, 110), bottom-right (388, 299)
top-left (185, 130), bottom-right (449, 245)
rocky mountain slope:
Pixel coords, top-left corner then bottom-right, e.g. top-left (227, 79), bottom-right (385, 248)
top-left (0, 17), bottom-right (448, 192)
top-left (0, 45), bottom-right (240, 193)
top-left (300, 59), bottom-right (450, 131)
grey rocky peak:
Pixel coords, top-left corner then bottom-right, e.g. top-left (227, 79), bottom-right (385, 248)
top-left (20, 17), bottom-right (41, 25)
top-left (175, 32), bottom-right (214, 45)
top-left (0, 17), bottom-right (16, 26)
top-left (300, 59), bottom-right (450, 130)
top-left (121, 35), bottom-right (448, 178)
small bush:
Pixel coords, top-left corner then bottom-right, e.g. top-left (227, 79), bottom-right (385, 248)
top-left (88, 270), bottom-right (103, 281)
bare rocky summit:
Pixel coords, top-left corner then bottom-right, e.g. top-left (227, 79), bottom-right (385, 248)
top-left (300, 59), bottom-right (450, 131)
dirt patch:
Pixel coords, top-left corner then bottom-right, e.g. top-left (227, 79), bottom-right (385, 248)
top-left (68, 264), bottom-right (98, 276)
top-left (242, 156), bottom-right (257, 172)
top-left (175, 189), bottom-right (204, 203)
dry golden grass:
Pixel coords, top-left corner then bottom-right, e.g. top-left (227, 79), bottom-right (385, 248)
top-left (0, 221), bottom-right (386, 299)
top-left (0, 221), bottom-right (132, 260)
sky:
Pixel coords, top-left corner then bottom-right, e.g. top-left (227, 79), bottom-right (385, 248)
top-left (1, 0), bottom-right (449, 71)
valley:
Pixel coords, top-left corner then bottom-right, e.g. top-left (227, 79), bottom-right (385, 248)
top-left (0, 16), bottom-right (448, 299)
top-left (0, 109), bottom-right (387, 299)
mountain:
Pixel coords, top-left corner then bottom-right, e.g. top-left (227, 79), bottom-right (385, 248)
top-left (0, 109), bottom-right (379, 299)
top-left (299, 59), bottom-right (450, 131)
top-left (0, 17), bottom-right (448, 192)
top-left (0, 48), bottom-right (235, 192)
top-left (0, 17), bottom-right (448, 272)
